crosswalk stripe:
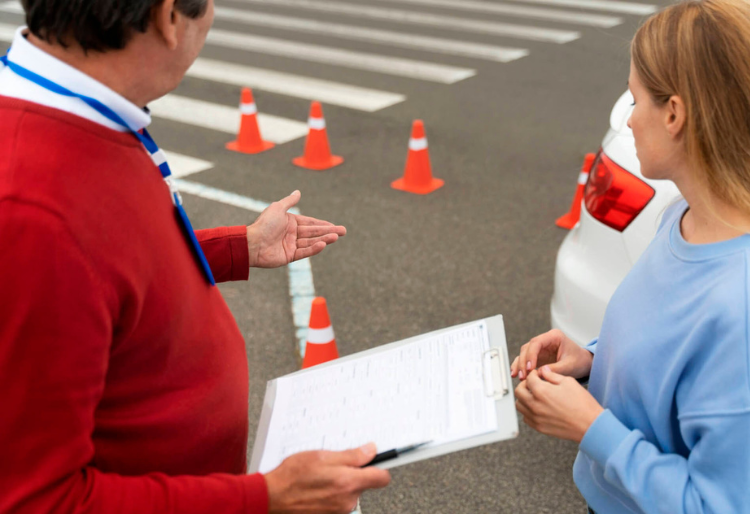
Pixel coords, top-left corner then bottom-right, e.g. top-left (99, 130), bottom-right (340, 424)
top-left (206, 29), bottom-right (476, 84)
top-left (502, 0), bottom-right (657, 16)
top-left (365, 0), bottom-right (622, 28)
top-left (0, 21), bottom-right (15, 41)
top-left (0, 1), bottom-right (19, 13)
top-left (188, 57), bottom-right (404, 112)
top-left (162, 151), bottom-right (214, 178)
top-left (213, 8), bottom-right (528, 63)
top-left (149, 95), bottom-right (309, 144)
top-left (227, 0), bottom-right (580, 43)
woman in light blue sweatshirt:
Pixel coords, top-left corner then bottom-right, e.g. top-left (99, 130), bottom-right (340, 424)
top-left (510, 1), bottom-right (750, 513)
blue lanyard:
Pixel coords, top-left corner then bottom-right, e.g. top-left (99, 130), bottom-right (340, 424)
top-left (1, 51), bottom-right (216, 286)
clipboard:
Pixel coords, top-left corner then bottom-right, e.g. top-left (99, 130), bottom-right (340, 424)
top-left (249, 315), bottom-right (518, 472)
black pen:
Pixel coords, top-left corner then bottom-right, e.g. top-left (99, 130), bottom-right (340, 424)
top-left (362, 441), bottom-right (433, 467)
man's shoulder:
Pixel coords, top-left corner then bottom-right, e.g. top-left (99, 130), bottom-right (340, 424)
top-left (0, 96), bottom-right (141, 149)
top-left (0, 97), bottom-right (165, 247)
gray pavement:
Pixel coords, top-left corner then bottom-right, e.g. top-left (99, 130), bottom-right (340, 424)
top-left (0, 1), bottom-right (672, 512)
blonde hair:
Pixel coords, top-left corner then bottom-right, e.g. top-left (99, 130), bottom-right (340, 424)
top-left (631, 0), bottom-right (750, 215)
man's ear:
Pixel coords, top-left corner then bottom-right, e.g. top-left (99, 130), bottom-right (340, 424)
top-left (665, 95), bottom-right (686, 140)
top-left (152, 0), bottom-right (180, 50)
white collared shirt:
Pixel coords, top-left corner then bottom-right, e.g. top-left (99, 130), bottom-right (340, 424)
top-left (0, 26), bottom-right (151, 132)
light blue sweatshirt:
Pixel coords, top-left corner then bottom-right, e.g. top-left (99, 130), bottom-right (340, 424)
top-left (573, 199), bottom-right (750, 514)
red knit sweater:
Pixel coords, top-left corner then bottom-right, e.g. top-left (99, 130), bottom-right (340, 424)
top-left (0, 97), bottom-right (269, 514)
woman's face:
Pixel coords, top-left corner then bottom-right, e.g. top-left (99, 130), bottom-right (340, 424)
top-left (627, 60), bottom-right (685, 181)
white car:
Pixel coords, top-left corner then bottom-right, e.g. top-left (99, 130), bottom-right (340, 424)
top-left (550, 91), bottom-right (681, 346)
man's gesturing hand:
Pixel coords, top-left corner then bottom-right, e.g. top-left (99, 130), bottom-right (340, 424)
top-left (264, 443), bottom-right (392, 514)
top-left (247, 191), bottom-right (347, 268)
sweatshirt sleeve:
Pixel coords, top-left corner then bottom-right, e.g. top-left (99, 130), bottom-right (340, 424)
top-left (580, 408), bottom-right (750, 513)
top-left (196, 226), bottom-right (249, 283)
top-left (0, 200), bottom-right (267, 514)
top-left (585, 337), bottom-right (598, 355)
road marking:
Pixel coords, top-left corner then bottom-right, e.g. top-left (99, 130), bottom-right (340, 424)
top-left (173, 179), bottom-right (313, 354)
top-left (173, 179), bottom-right (298, 214)
top-left (206, 29), bottom-right (476, 84)
top-left (149, 94), bottom-right (309, 143)
top-left (212, 8), bottom-right (528, 63)
top-left (288, 258), bottom-right (316, 356)
top-left (366, 0), bottom-right (622, 27)
top-left (227, 0), bottom-right (580, 43)
top-left (499, 0), bottom-right (657, 15)
top-left (0, 22), bottom-right (15, 41)
top-left (163, 151), bottom-right (214, 178)
top-left (0, 1), bottom-right (20, 13)
top-left (0, 17), bottom-right (475, 84)
top-left (188, 58), bottom-right (404, 112)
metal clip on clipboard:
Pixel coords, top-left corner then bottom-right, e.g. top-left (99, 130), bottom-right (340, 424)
top-left (482, 348), bottom-right (510, 399)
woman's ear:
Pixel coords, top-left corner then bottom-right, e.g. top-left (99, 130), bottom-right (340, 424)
top-left (665, 95), bottom-right (686, 140)
top-left (152, 0), bottom-right (180, 50)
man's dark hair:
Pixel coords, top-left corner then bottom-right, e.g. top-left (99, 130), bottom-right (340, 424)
top-left (22, 0), bottom-right (209, 52)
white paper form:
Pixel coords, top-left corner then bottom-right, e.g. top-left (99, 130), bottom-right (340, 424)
top-left (258, 321), bottom-right (498, 473)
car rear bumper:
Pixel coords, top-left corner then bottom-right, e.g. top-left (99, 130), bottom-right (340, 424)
top-left (550, 207), bottom-right (633, 346)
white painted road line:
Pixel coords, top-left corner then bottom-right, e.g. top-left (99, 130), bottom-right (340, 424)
top-left (213, 8), bottom-right (529, 63)
top-left (163, 151), bottom-right (214, 178)
top-left (0, 22), bottom-right (16, 41)
top-left (228, 0), bottom-right (580, 44)
top-left (206, 29), bottom-right (476, 84)
top-left (288, 257), bottom-right (316, 356)
top-left (149, 95), bottom-right (309, 144)
top-left (503, 0), bottom-right (657, 16)
top-left (188, 58), bottom-right (404, 112)
top-left (0, 1), bottom-right (20, 13)
top-left (368, 0), bottom-right (622, 28)
top-left (173, 179), bottom-right (295, 214)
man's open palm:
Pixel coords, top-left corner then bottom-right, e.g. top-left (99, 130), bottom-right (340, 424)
top-left (247, 191), bottom-right (346, 268)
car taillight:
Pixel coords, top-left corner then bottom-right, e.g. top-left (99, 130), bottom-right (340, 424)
top-left (584, 152), bottom-right (654, 232)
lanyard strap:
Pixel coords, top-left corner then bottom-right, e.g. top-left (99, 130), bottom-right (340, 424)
top-left (1, 50), bottom-right (216, 286)
top-left (2, 57), bottom-right (178, 195)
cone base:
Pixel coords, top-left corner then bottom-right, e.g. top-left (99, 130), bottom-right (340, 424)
top-left (302, 342), bottom-right (340, 369)
top-left (391, 177), bottom-right (445, 195)
top-left (226, 139), bottom-right (275, 155)
top-left (555, 212), bottom-right (580, 229)
top-left (292, 155), bottom-right (344, 171)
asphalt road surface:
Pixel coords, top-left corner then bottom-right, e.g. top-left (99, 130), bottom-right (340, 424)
top-left (0, 0), bottom-right (671, 512)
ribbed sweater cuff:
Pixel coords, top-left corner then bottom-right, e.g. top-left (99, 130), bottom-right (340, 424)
top-left (580, 409), bottom-right (631, 468)
top-left (243, 473), bottom-right (270, 514)
top-left (226, 225), bottom-right (250, 282)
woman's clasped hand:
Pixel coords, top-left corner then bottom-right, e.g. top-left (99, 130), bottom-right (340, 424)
top-left (511, 330), bottom-right (603, 443)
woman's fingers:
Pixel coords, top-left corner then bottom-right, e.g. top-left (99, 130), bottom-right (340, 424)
top-left (518, 344), bottom-right (529, 380)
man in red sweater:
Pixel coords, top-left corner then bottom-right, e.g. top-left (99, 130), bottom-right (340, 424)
top-left (0, 0), bottom-right (391, 513)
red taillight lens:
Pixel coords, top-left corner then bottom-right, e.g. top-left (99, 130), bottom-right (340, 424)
top-left (584, 152), bottom-right (654, 232)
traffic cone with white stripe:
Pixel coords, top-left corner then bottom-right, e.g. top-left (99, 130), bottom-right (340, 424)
top-left (302, 297), bottom-right (339, 369)
top-left (293, 101), bottom-right (344, 170)
top-left (556, 153), bottom-right (597, 229)
top-left (226, 88), bottom-right (275, 154)
top-left (391, 120), bottom-right (444, 195)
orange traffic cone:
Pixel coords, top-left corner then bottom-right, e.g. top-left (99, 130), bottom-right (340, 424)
top-left (556, 153), bottom-right (597, 229)
top-left (302, 297), bottom-right (340, 369)
top-left (226, 88), bottom-right (275, 154)
top-left (293, 102), bottom-right (344, 170)
top-left (391, 120), bottom-right (444, 195)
